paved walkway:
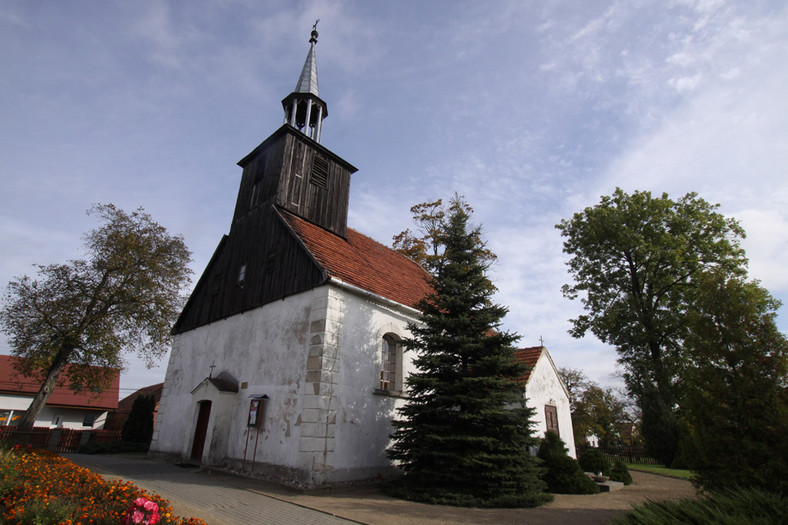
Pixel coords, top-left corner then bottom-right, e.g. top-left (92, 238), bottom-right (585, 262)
top-left (65, 454), bottom-right (698, 525)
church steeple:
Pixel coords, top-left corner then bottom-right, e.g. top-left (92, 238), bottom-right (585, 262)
top-left (282, 22), bottom-right (327, 143)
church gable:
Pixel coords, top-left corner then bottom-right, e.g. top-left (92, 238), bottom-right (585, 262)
top-left (172, 204), bottom-right (326, 334)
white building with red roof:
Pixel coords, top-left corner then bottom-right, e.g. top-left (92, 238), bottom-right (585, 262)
top-left (150, 27), bottom-right (575, 486)
top-left (515, 346), bottom-right (576, 458)
top-left (0, 355), bottom-right (119, 430)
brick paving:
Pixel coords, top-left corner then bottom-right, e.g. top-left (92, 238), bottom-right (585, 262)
top-left (65, 454), bottom-right (357, 525)
top-left (65, 454), bottom-right (698, 525)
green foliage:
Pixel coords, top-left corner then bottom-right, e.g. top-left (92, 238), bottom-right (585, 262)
top-left (13, 497), bottom-right (78, 525)
top-left (612, 488), bottom-right (788, 525)
top-left (0, 204), bottom-right (192, 431)
top-left (538, 431), bottom-right (599, 494)
top-left (559, 366), bottom-right (636, 449)
top-left (682, 272), bottom-right (788, 493)
top-left (578, 448), bottom-right (611, 476)
top-left (556, 188), bottom-right (747, 466)
top-left (639, 384), bottom-right (680, 466)
top-left (392, 198), bottom-right (496, 269)
top-left (122, 393), bottom-right (156, 444)
top-left (387, 196), bottom-right (550, 507)
top-left (610, 461), bottom-right (632, 485)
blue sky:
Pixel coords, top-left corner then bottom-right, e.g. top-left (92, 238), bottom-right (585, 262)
top-left (2, 0), bottom-right (787, 400)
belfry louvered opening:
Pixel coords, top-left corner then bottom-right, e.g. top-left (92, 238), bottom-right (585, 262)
top-left (310, 155), bottom-right (328, 188)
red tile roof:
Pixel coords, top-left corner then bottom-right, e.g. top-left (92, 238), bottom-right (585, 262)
top-left (0, 355), bottom-right (119, 410)
top-left (514, 346), bottom-right (544, 384)
top-left (280, 210), bottom-right (431, 309)
top-left (117, 383), bottom-right (163, 413)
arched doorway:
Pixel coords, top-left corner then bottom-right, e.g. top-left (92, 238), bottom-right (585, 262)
top-left (190, 400), bottom-right (212, 462)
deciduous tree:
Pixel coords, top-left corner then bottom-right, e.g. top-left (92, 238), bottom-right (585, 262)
top-left (0, 205), bottom-right (191, 431)
top-left (683, 271), bottom-right (788, 492)
top-left (556, 188), bottom-right (746, 464)
top-left (387, 196), bottom-right (549, 507)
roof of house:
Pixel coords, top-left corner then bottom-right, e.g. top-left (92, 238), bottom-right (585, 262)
top-left (514, 346), bottom-right (544, 384)
top-left (514, 346), bottom-right (571, 399)
top-left (117, 383), bottom-right (163, 413)
top-left (280, 209), bottom-right (431, 310)
top-left (0, 355), bottom-right (119, 410)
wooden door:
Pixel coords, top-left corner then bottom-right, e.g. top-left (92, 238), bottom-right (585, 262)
top-left (190, 401), bottom-right (212, 462)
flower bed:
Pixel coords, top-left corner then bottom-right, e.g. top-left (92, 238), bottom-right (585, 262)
top-left (0, 445), bottom-right (205, 525)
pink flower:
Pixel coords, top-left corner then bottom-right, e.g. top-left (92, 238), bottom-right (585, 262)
top-left (132, 509), bottom-right (145, 523)
top-left (144, 499), bottom-right (158, 512)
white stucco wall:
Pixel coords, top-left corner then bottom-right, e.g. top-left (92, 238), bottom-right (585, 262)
top-left (151, 288), bottom-right (314, 472)
top-left (328, 284), bottom-right (416, 481)
top-left (150, 283), bottom-right (419, 486)
top-left (524, 351), bottom-right (577, 458)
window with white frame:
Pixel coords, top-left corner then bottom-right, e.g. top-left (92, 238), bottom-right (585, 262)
top-left (379, 334), bottom-right (400, 393)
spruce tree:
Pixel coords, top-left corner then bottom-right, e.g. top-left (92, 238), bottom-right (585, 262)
top-left (387, 196), bottom-right (550, 507)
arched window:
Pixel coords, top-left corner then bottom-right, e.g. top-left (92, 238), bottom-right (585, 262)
top-left (380, 334), bottom-right (401, 393)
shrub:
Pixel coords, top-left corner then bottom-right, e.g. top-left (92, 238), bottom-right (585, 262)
top-left (122, 393), bottom-right (157, 444)
top-left (538, 431), bottom-right (599, 494)
top-left (12, 497), bottom-right (76, 524)
top-left (578, 448), bottom-right (611, 476)
top-left (612, 487), bottom-right (788, 524)
top-left (610, 460), bottom-right (632, 485)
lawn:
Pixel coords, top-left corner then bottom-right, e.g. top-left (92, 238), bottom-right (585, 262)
top-left (626, 463), bottom-right (693, 480)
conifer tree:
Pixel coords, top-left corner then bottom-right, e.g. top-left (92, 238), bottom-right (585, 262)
top-left (122, 393), bottom-right (156, 444)
top-left (387, 196), bottom-right (549, 507)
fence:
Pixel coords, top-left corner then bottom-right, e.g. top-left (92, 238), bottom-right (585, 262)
top-left (602, 446), bottom-right (661, 465)
top-left (0, 425), bottom-right (121, 453)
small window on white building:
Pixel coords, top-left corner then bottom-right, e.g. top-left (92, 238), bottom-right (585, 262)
top-left (379, 334), bottom-right (402, 394)
top-left (545, 404), bottom-right (559, 437)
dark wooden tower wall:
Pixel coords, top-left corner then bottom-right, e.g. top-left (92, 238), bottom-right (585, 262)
top-left (234, 125), bottom-right (357, 238)
top-left (172, 204), bottom-right (326, 334)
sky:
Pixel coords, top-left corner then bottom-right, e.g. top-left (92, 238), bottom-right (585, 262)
top-left (1, 0), bottom-right (787, 401)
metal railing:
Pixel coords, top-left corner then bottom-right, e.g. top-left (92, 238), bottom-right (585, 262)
top-left (602, 446), bottom-right (660, 465)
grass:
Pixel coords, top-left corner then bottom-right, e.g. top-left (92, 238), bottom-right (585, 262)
top-left (626, 463), bottom-right (693, 480)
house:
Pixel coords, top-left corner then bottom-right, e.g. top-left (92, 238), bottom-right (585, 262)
top-left (0, 355), bottom-right (119, 430)
top-left (149, 28), bottom-right (576, 487)
top-left (515, 346), bottom-right (577, 458)
top-left (104, 383), bottom-right (163, 433)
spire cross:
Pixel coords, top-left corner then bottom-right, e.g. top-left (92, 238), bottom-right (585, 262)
top-left (312, 19), bottom-right (320, 32)
top-left (209, 360), bottom-right (216, 378)
top-left (539, 336), bottom-right (544, 347)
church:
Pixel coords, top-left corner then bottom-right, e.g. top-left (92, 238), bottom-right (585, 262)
top-left (149, 28), bottom-right (574, 487)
